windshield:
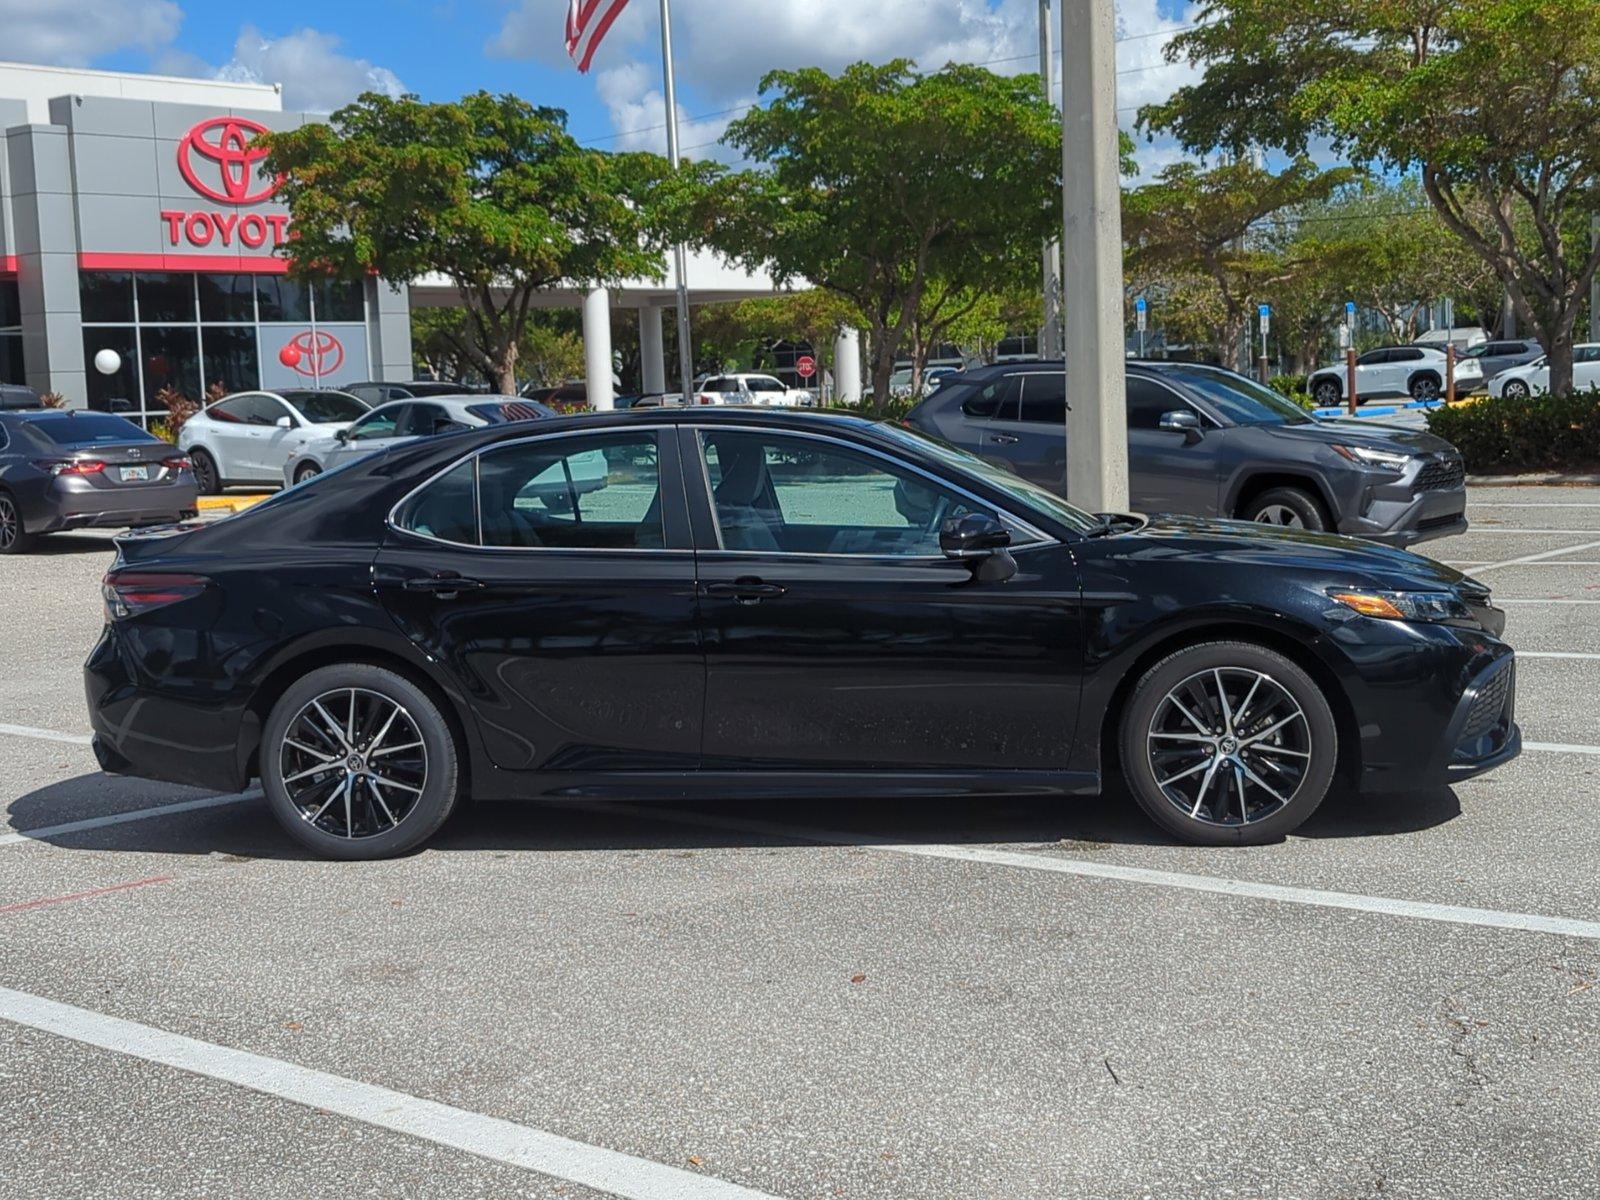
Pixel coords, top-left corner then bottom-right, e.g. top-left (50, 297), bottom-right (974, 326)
top-left (876, 421), bottom-right (1101, 535)
top-left (31, 414), bottom-right (156, 446)
top-left (1158, 365), bottom-right (1313, 426)
top-left (283, 390), bottom-right (369, 424)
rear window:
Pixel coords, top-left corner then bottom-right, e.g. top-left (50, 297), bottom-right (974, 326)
top-left (30, 414), bottom-right (155, 446)
top-left (466, 401), bottom-right (549, 424)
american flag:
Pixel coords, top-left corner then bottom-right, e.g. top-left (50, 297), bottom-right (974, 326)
top-left (566, 0), bottom-right (632, 73)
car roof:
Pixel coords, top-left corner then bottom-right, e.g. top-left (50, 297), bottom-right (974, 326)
top-left (369, 394), bottom-right (534, 415)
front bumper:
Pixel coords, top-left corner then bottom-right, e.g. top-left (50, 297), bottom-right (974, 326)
top-left (1437, 653), bottom-right (1521, 782)
top-left (1336, 458), bottom-right (1467, 547)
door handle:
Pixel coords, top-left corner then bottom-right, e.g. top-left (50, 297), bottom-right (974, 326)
top-left (992, 434), bottom-right (1019, 445)
top-left (704, 578), bottom-right (787, 604)
top-left (403, 573), bottom-right (486, 598)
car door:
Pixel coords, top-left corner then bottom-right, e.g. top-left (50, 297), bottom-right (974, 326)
top-left (684, 425), bottom-right (1086, 775)
top-left (376, 425), bottom-right (702, 772)
top-left (243, 394), bottom-right (301, 480)
top-left (196, 394), bottom-right (265, 481)
top-left (990, 370), bottom-right (1068, 491)
top-left (1124, 376), bottom-right (1223, 515)
top-left (1353, 349), bottom-right (1394, 397)
top-left (327, 403), bottom-right (411, 470)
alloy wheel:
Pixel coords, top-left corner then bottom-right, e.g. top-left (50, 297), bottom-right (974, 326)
top-left (277, 687), bottom-right (428, 839)
top-left (1411, 378), bottom-right (1440, 400)
top-left (1146, 666), bottom-right (1312, 827)
top-left (0, 497), bottom-right (17, 550)
top-left (1253, 504), bottom-right (1303, 528)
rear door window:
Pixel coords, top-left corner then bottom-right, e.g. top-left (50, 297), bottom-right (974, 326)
top-left (1016, 373), bottom-right (1066, 424)
top-left (478, 433), bottom-right (663, 550)
top-left (960, 376), bottom-right (1018, 419)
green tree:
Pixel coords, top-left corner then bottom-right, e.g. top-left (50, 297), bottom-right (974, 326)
top-left (685, 62), bottom-right (1062, 413)
top-left (1123, 157), bottom-right (1359, 371)
top-left (1144, 0), bottom-right (1600, 394)
top-left (263, 91), bottom-right (671, 395)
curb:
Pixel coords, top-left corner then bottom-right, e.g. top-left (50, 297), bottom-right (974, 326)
top-left (196, 493), bottom-right (271, 514)
top-left (1467, 473), bottom-right (1600, 486)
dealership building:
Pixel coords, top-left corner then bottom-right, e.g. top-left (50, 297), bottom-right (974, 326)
top-left (0, 60), bottom-right (412, 422)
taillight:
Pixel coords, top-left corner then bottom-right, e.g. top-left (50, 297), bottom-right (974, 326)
top-left (34, 458), bottom-right (105, 476)
top-left (102, 572), bottom-right (209, 620)
top-left (162, 455), bottom-right (191, 471)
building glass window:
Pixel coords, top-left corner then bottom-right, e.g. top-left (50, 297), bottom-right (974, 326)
top-left (0, 277), bottom-right (20, 327)
top-left (198, 273), bottom-right (258, 323)
top-left (82, 327), bottom-right (139, 414)
top-left (0, 278), bottom-right (21, 385)
top-left (77, 270), bottom-right (368, 426)
top-left (80, 272), bottom-right (134, 323)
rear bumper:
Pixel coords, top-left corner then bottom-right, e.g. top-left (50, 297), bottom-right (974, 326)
top-left (33, 479), bottom-right (200, 534)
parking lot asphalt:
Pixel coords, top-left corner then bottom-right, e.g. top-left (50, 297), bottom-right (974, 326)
top-left (3, 483), bottom-right (1599, 1199)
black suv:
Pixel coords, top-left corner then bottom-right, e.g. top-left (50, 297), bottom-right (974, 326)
top-left (905, 360), bottom-right (1468, 546)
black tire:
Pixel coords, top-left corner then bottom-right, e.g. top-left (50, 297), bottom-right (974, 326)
top-left (293, 462), bottom-right (322, 486)
top-left (190, 448), bottom-right (222, 496)
top-left (1241, 486), bottom-right (1327, 532)
top-left (261, 663), bottom-right (460, 860)
top-left (1119, 641), bottom-right (1338, 846)
top-left (1311, 377), bottom-right (1341, 406)
top-left (1408, 373), bottom-right (1441, 401)
top-left (0, 490), bottom-right (35, 555)
top-left (1501, 379), bottom-right (1530, 399)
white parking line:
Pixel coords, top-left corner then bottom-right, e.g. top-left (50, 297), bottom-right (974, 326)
top-left (1499, 599), bottom-right (1600, 605)
top-left (0, 723), bottom-right (92, 746)
top-left (1464, 538), bottom-right (1600, 573)
top-left (610, 806), bottom-right (1600, 942)
top-left (1451, 527), bottom-right (1600, 534)
top-left (1471, 502), bottom-right (1600, 508)
top-left (0, 987), bottom-right (784, 1200)
top-left (1524, 741), bottom-right (1600, 756)
top-left (1449, 560), bottom-right (1600, 568)
top-left (0, 794), bottom-right (257, 848)
top-left (1518, 651), bottom-right (1600, 660)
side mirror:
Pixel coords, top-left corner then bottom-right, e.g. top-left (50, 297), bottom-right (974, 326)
top-left (276, 415), bottom-right (294, 430)
top-left (1159, 409), bottom-right (1203, 444)
top-left (335, 427), bottom-right (351, 443)
top-left (940, 511), bottom-right (1016, 582)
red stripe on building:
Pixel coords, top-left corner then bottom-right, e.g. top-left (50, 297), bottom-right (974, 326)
top-left (0, 255), bottom-right (17, 276)
top-left (78, 252), bottom-right (291, 274)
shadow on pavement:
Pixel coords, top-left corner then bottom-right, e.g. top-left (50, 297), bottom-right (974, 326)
top-left (30, 533), bottom-right (120, 556)
top-left (6, 770), bottom-right (1461, 862)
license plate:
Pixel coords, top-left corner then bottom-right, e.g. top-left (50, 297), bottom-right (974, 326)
top-left (120, 466), bottom-right (149, 482)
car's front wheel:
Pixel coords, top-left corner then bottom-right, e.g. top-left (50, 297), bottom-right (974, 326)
top-left (1242, 486), bottom-right (1327, 532)
top-left (261, 664), bottom-right (461, 860)
top-left (1409, 373), bottom-right (1441, 401)
top-left (1500, 379), bottom-right (1530, 399)
top-left (1311, 377), bottom-right (1341, 406)
top-left (293, 461), bottom-right (322, 486)
top-left (0, 491), bottom-right (35, 555)
top-left (1120, 641), bottom-right (1338, 845)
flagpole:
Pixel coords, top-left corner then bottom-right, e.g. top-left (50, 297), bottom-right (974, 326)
top-left (659, 0), bottom-right (695, 401)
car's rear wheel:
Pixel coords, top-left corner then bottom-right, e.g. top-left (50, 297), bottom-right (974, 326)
top-left (0, 491), bottom-right (35, 555)
top-left (190, 448), bottom-right (222, 496)
top-left (1120, 642), bottom-right (1338, 845)
top-left (1242, 486), bottom-right (1326, 532)
top-left (1311, 377), bottom-right (1341, 406)
top-left (1501, 379), bottom-right (1530, 399)
top-left (261, 664), bottom-right (460, 860)
top-left (293, 462), bottom-right (322, 486)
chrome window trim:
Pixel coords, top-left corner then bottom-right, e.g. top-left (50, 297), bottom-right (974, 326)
top-left (690, 424), bottom-right (1057, 558)
top-left (386, 424), bottom-right (678, 555)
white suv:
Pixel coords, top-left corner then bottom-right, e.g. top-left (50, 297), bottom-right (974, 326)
top-left (1307, 346), bottom-right (1481, 407)
top-left (692, 373), bottom-right (814, 407)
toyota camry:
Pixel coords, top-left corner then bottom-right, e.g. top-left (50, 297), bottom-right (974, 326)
top-left (86, 408), bottom-right (1520, 859)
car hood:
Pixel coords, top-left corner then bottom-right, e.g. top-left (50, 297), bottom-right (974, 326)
top-left (1254, 418), bottom-right (1458, 458)
top-left (1113, 513), bottom-right (1477, 594)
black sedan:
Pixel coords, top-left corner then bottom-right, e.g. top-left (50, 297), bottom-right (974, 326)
top-left (86, 409), bottom-right (1519, 858)
top-left (0, 409), bottom-right (198, 554)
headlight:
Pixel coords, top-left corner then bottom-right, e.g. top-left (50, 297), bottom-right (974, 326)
top-left (1332, 444), bottom-right (1413, 471)
top-left (1328, 589), bottom-right (1472, 622)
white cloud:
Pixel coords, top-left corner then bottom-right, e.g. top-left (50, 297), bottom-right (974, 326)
top-left (214, 25), bottom-right (405, 113)
top-left (494, 0), bottom-right (1203, 172)
top-left (0, 0), bottom-right (181, 66)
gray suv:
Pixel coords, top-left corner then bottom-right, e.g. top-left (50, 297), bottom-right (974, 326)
top-left (904, 360), bottom-right (1468, 546)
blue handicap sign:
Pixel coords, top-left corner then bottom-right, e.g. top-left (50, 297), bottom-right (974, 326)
top-left (1135, 296), bottom-right (1147, 312)
top-left (1258, 303), bottom-right (1271, 318)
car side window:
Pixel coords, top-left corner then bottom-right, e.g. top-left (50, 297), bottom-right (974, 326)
top-left (349, 405), bottom-right (406, 441)
top-left (1578, 346), bottom-right (1600, 364)
top-left (1394, 348), bottom-right (1424, 362)
top-left (241, 394), bottom-right (291, 426)
top-left (405, 404), bottom-right (449, 437)
top-left (478, 433), bottom-right (662, 550)
top-left (1357, 350), bottom-right (1389, 366)
top-left (1127, 378), bottom-right (1189, 430)
top-left (393, 459), bottom-right (478, 544)
top-left (207, 395), bottom-right (257, 423)
top-left (961, 376), bottom-right (1018, 419)
top-left (699, 430), bottom-right (1004, 557)
top-left (1016, 373), bottom-right (1066, 424)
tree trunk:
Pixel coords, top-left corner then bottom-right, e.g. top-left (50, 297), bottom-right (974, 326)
top-left (868, 324), bottom-right (899, 416)
top-left (1546, 323), bottom-right (1575, 397)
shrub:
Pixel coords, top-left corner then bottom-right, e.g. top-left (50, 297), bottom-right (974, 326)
top-left (38, 391), bottom-right (68, 408)
top-left (1425, 389), bottom-right (1600, 474)
top-left (156, 384), bottom-right (199, 441)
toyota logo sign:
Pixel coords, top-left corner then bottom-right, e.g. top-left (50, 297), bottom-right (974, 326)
top-left (279, 330), bottom-right (345, 378)
top-left (177, 117), bottom-right (280, 206)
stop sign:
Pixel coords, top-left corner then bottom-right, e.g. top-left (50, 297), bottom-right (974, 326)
top-left (795, 355), bottom-right (817, 379)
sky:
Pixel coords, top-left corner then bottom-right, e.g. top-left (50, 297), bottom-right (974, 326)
top-left (0, 0), bottom-right (1205, 172)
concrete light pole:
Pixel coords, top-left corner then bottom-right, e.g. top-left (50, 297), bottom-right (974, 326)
top-left (1060, 0), bottom-right (1129, 512)
top-left (1038, 0), bottom-right (1062, 360)
top-left (660, 0), bottom-right (696, 400)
